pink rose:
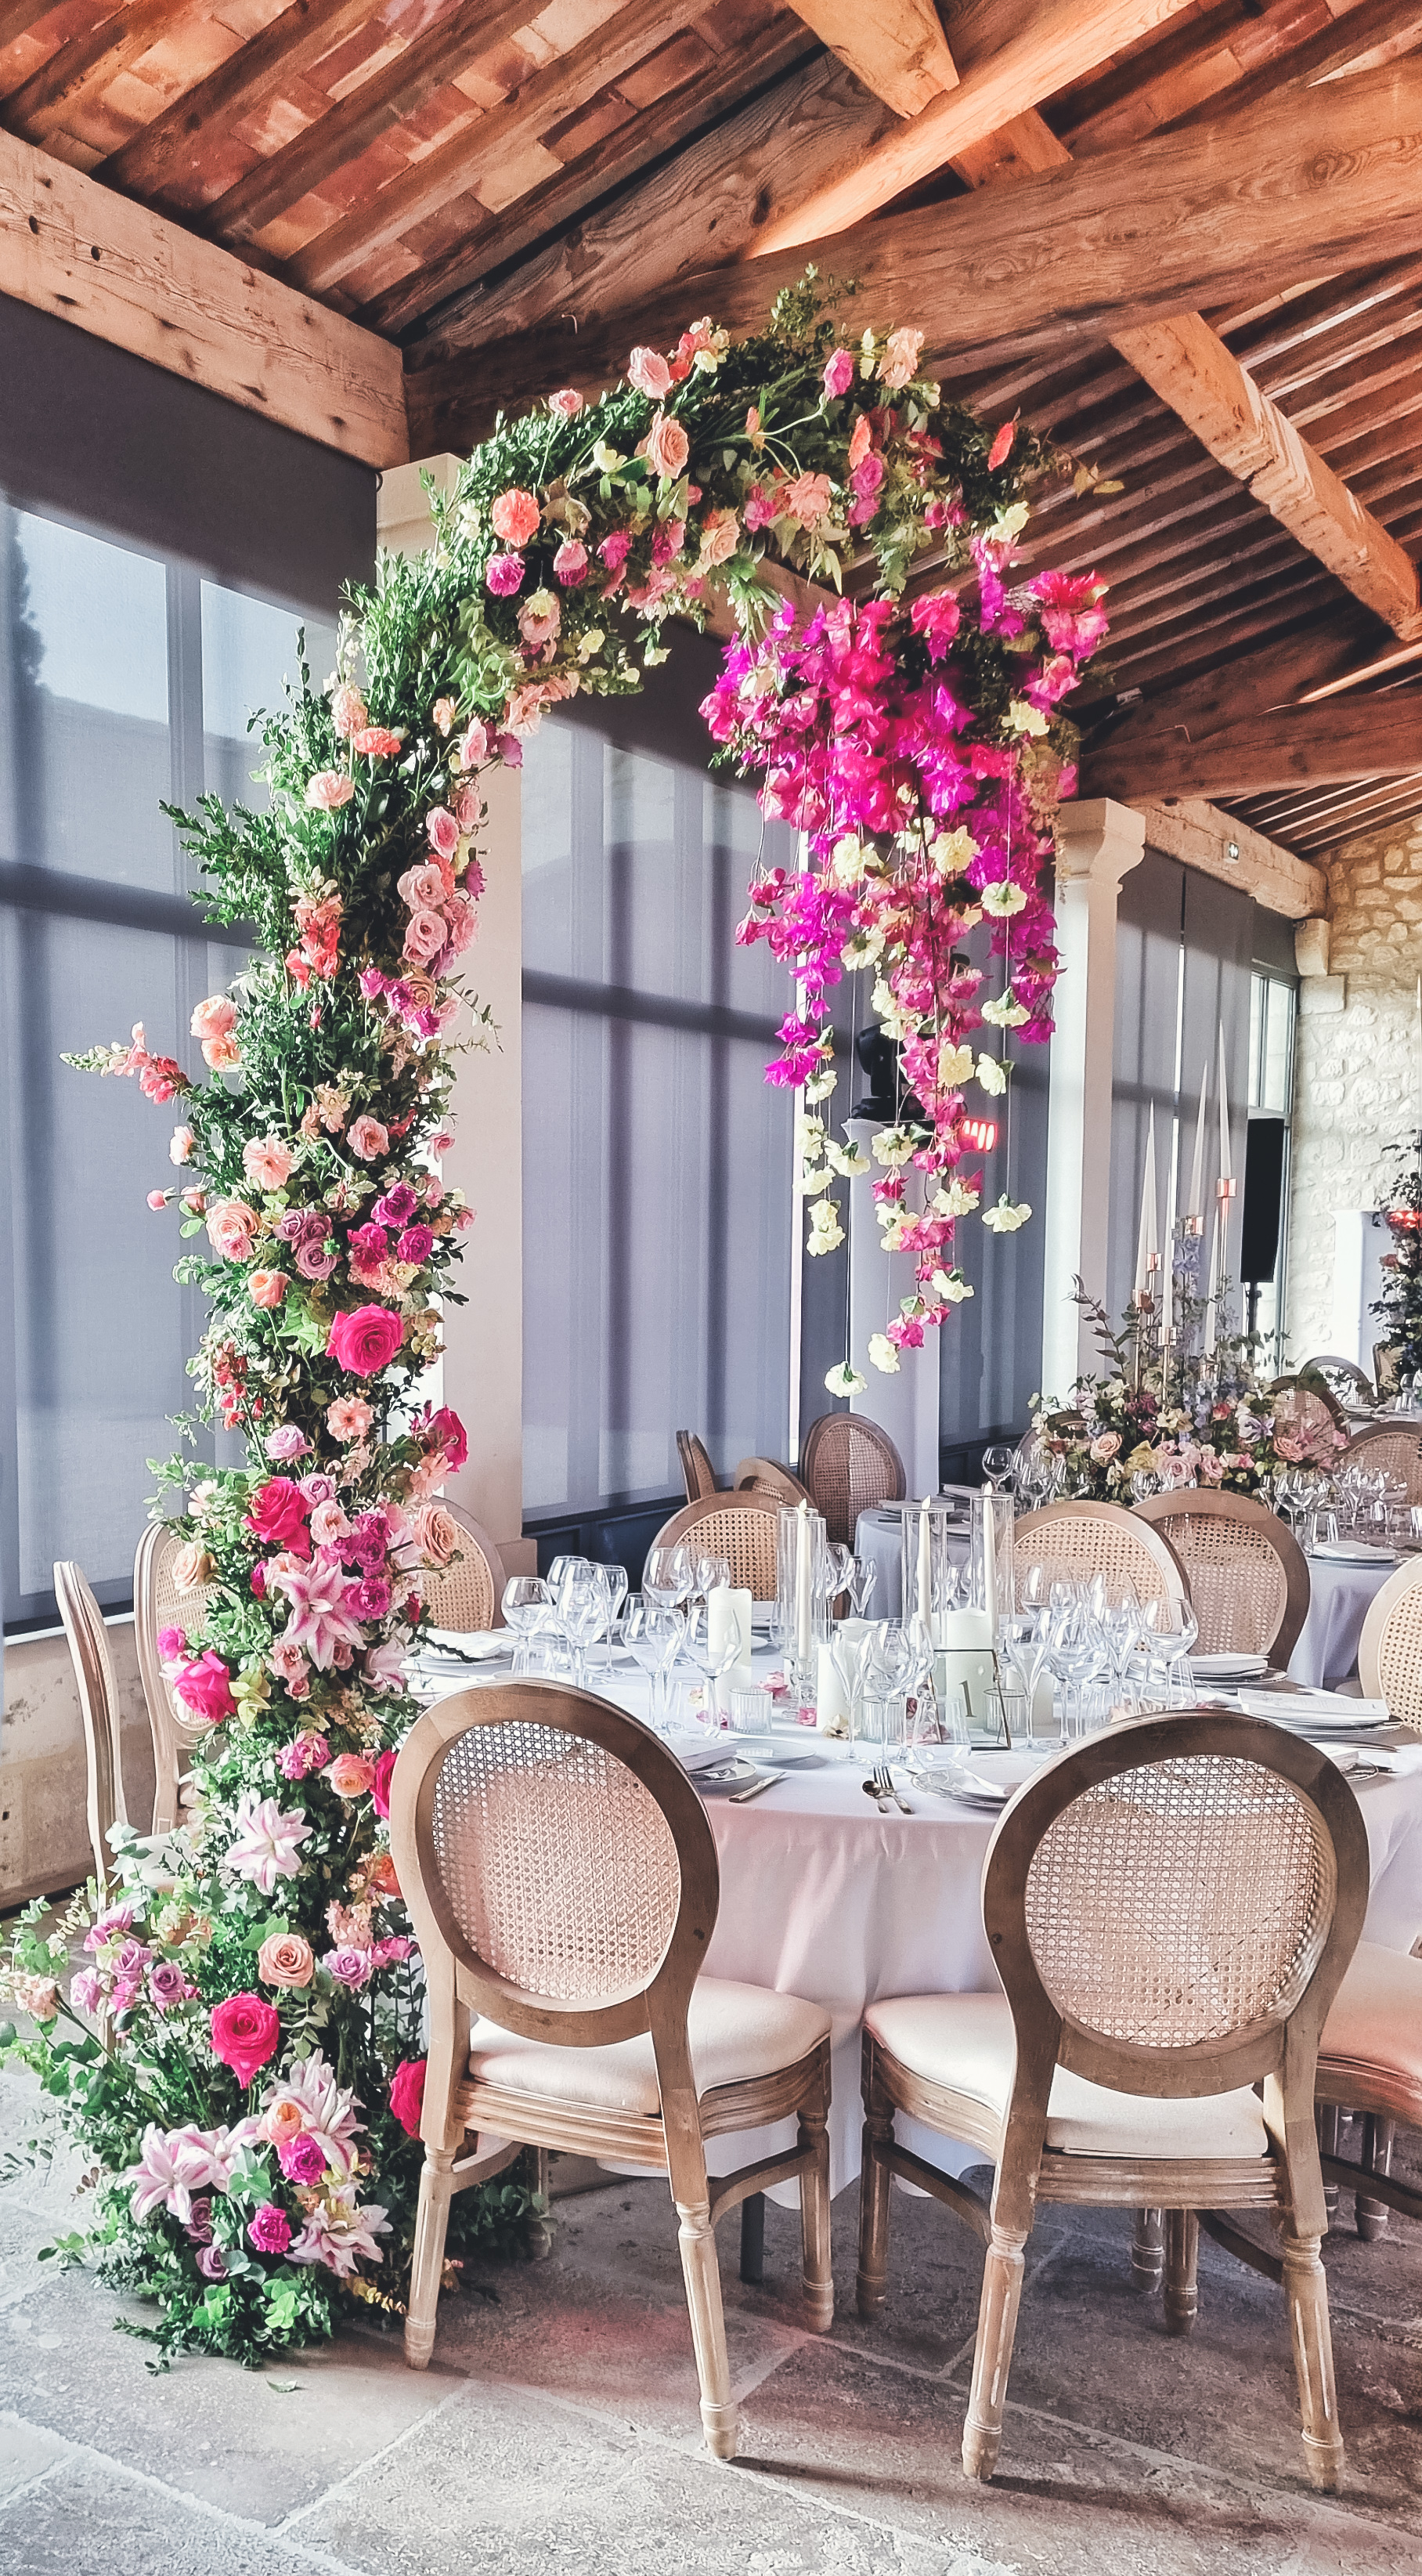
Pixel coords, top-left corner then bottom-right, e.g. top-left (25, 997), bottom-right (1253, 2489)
top-left (169, 1126), bottom-right (194, 1165)
top-left (389, 2058), bottom-right (427, 2137)
top-left (327, 1396), bottom-right (373, 1442)
top-left (645, 410), bottom-right (689, 481)
top-left (269, 1639), bottom-right (310, 1693)
top-left (822, 347), bottom-right (854, 399)
top-left (628, 345), bottom-right (672, 399)
top-left (402, 908), bottom-right (447, 965)
top-left (346, 1115), bottom-right (388, 1163)
top-left (242, 1136), bottom-right (294, 1190)
top-left (371, 1749), bottom-right (399, 1820)
top-left (491, 487), bottom-right (540, 546)
top-left (399, 861), bottom-right (448, 909)
top-left (459, 717), bottom-right (491, 765)
top-left (518, 591), bottom-right (560, 647)
top-left (549, 386), bottom-right (584, 418)
top-left (257, 1932), bottom-right (315, 1990)
top-left (173, 1651), bottom-right (236, 1724)
top-left (323, 1945), bottom-right (374, 1989)
top-left (210, 1992), bottom-right (280, 2087)
top-left (249, 1271), bottom-right (287, 1310)
top-left (277, 1729), bottom-right (328, 1779)
top-left (395, 1224), bottom-right (433, 1265)
top-left (599, 530), bottom-right (631, 572)
top-left (553, 540), bottom-right (587, 587)
top-left (413, 1501), bottom-right (458, 1568)
top-left (190, 995), bottom-right (236, 1042)
top-left (308, 1500), bottom-right (350, 1548)
top-left (248, 2202), bottom-right (293, 2256)
top-left (202, 1032), bottom-right (242, 1071)
top-left (330, 684), bottom-right (368, 739)
top-left (781, 471), bottom-right (832, 526)
top-left (305, 770), bottom-right (355, 811)
top-left (417, 1403), bottom-right (468, 1469)
top-left (426, 806), bottom-right (460, 860)
top-left (146, 1190), bottom-right (168, 1212)
top-left (278, 2132), bottom-right (327, 2184)
top-left (485, 552), bottom-right (525, 597)
top-left (205, 1198), bottom-right (258, 1261)
top-left (327, 1304), bottom-right (403, 1377)
top-left (196, 2244), bottom-right (228, 2282)
top-left (327, 1753), bottom-right (376, 1800)
top-left (245, 1477), bottom-right (312, 1553)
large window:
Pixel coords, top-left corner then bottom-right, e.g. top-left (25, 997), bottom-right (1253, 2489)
top-left (522, 714), bottom-right (799, 1518)
top-left (0, 499), bottom-right (336, 1627)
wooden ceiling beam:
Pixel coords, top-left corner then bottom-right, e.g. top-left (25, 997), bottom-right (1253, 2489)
top-left (785, 0), bottom-right (957, 117)
top-left (0, 0), bottom-right (181, 145)
top-left (95, 0), bottom-right (380, 207)
top-left (1082, 695), bottom-right (1422, 800)
top-left (1164, 0), bottom-right (1422, 135)
top-left (0, 3), bottom-right (78, 53)
top-left (0, 121), bottom-right (405, 464)
top-left (405, 54), bottom-right (1422, 450)
top-left (1082, 609), bottom-right (1396, 743)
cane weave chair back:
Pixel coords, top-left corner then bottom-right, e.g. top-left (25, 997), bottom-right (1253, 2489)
top-left (1300, 1355), bottom-right (1377, 1411)
top-left (732, 1456), bottom-right (810, 1505)
top-left (677, 1431), bottom-right (720, 1502)
top-left (800, 1412), bottom-right (907, 1546)
top-left (1344, 1424), bottom-right (1422, 1508)
top-left (420, 1503), bottom-right (507, 1633)
top-left (1358, 1554), bottom-right (1422, 1732)
top-left (1012, 1501), bottom-right (1190, 1619)
top-left (1132, 1491), bottom-right (1308, 1664)
top-left (55, 1560), bottom-right (128, 1885)
top-left (135, 1521), bottom-right (219, 1837)
top-left (648, 1494), bottom-right (781, 1597)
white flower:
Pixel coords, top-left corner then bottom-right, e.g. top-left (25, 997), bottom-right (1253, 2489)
top-left (937, 1039), bottom-right (974, 1089)
top-left (1006, 697), bottom-right (1048, 738)
top-left (976, 1053), bottom-right (1009, 1096)
top-left (843, 926), bottom-right (885, 969)
top-left (980, 878), bottom-right (1028, 916)
top-left (797, 1163), bottom-right (834, 1196)
top-left (931, 1269), bottom-right (975, 1303)
top-left (807, 1198), bottom-right (845, 1254)
top-left (932, 1178), bottom-right (980, 1217)
top-left (289, 2187), bottom-right (391, 2278)
top-left (868, 1334), bottom-right (900, 1374)
top-left (981, 992), bottom-right (1029, 1028)
top-left (796, 1115), bottom-right (826, 1163)
top-left (590, 441), bottom-right (624, 472)
top-left (929, 827), bottom-right (976, 877)
top-left (825, 1137), bottom-right (872, 1178)
top-left (825, 1360), bottom-right (867, 1396)
top-left (871, 1125), bottom-right (917, 1168)
top-left (878, 1212), bottom-right (908, 1250)
top-left (982, 1196), bottom-right (1033, 1234)
top-left (226, 1790), bottom-right (312, 1896)
top-left (829, 833), bottom-right (868, 884)
top-left (989, 502), bottom-right (1030, 545)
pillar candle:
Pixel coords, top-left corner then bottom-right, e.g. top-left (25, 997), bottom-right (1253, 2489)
top-left (916, 1496), bottom-right (933, 1631)
top-left (1186, 1060), bottom-right (1209, 1227)
top-left (1133, 1105), bottom-right (1158, 1300)
top-left (795, 1499), bottom-right (811, 1661)
top-left (980, 1485), bottom-right (997, 1639)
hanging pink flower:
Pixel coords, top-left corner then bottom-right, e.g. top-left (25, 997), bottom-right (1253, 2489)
top-left (548, 386), bottom-right (584, 418)
top-left (553, 540), bottom-right (587, 587)
top-left (822, 348), bottom-right (854, 399)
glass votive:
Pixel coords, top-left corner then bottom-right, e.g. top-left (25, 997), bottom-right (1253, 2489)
top-left (729, 1689), bottom-right (767, 1735)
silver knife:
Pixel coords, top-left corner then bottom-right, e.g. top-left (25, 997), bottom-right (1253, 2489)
top-left (728, 1768), bottom-right (785, 1802)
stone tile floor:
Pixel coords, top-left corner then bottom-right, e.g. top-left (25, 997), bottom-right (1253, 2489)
top-left (2, 2054), bottom-right (1421, 2574)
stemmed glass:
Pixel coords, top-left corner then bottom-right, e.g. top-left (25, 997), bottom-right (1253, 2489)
top-left (691, 1551), bottom-right (731, 1602)
top-left (586, 1560), bottom-right (629, 1671)
top-left (623, 1595), bottom-right (686, 1730)
top-left (558, 1563), bottom-right (612, 1688)
top-left (501, 1575), bottom-right (552, 1678)
top-left (682, 1602), bottom-right (742, 1736)
top-left (845, 1556), bottom-right (877, 1617)
top-left (859, 1622), bottom-right (917, 1756)
top-left (1000, 1609), bottom-right (1049, 1740)
top-left (644, 1545), bottom-right (695, 1610)
top-left (819, 1540), bottom-right (854, 1617)
top-left (982, 1444), bottom-right (1016, 1490)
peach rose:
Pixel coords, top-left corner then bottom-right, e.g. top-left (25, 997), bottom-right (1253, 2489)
top-left (346, 1115), bottom-right (388, 1162)
top-left (305, 770), bottom-right (355, 811)
top-left (257, 1931), bottom-right (315, 1990)
top-left (327, 1396), bottom-right (373, 1442)
top-left (205, 1198), bottom-right (258, 1261)
top-left (431, 696), bottom-right (457, 735)
top-left (169, 1126), bottom-right (194, 1166)
top-left (645, 410), bottom-right (689, 481)
top-left (309, 1499), bottom-right (351, 1548)
top-left (264, 2096), bottom-right (305, 2147)
top-left (243, 1136), bottom-right (294, 1190)
top-left (327, 1753), bottom-right (376, 1798)
top-left (628, 345), bottom-right (672, 399)
top-left (413, 1501), bottom-right (458, 1567)
top-left (189, 995), bottom-right (236, 1042)
top-left (202, 1033), bottom-right (242, 1071)
top-left (250, 1271), bottom-right (287, 1310)
top-left (491, 487), bottom-right (540, 546)
top-left (781, 471), bottom-right (832, 526)
top-left (879, 326), bottom-right (924, 389)
top-left (549, 387), bottom-right (584, 418)
top-left (171, 1541), bottom-right (214, 1591)
top-left (696, 509), bottom-right (740, 569)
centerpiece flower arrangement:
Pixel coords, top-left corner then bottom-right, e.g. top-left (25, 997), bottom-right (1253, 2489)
top-left (1373, 1129), bottom-right (1422, 1393)
top-left (0, 274), bottom-right (1107, 2367)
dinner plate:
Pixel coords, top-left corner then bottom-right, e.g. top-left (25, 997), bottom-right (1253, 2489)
top-left (688, 1757), bottom-right (763, 1796)
top-left (1189, 1652), bottom-right (1270, 1681)
top-left (1309, 1542), bottom-right (1398, 1565)
top-left (725, 1736), bottom-right (828, 1768)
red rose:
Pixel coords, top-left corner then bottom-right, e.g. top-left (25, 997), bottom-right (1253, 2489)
top-left (389, 2058), bottom-right (427, 2137)
top-left (244, 1475), bottom-right (312, 1555)
top-left (327, 1304), bottom-right (404, 1378)
top-left (210, 1992), bottom-right (281, 2087)
top-left (419, 1404), bottom-right (468, 1469)
top-left (371, 1750), bottom-right (399, 1820)
top-left (173, 1650), bottom-right (237, 1725)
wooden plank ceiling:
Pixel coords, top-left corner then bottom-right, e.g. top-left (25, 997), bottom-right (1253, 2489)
top-left (5, 0), bottom-right (1422, 859)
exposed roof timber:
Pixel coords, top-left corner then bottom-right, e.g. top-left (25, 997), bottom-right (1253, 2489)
top-left (1161, 0), bottom-right (1422, 132)
top-left (0, 3), bottom-right (81, 55)
top-left (2, 0), bottom-right (180, 145)
top-left (0, 121), bottom-right (405, 465)
top-left (95, 0), bottom-right (381, 204)
top-left (404, 56), bottom-right (1422, 448)
top-left (785, 0), bottom-right (957, 117)
top-left (1083, 694), bottom-right (1422, 800)
top-left (1133, 799), bottom-right (1326, 921)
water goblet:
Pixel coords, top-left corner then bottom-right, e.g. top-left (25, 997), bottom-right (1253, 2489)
top-left (558, 1564), bottom-right (610, 1689)
top-left (846, 1555), bottom-right (878, 1617)
top-left (982, 1443), bottom-right (1016, 1490)
top-left (623, 1595), bottom-right (685, 1730)
top-left (500, 1575), bottom-right (551, 1678)
top-left (682, 1602), bottom-right (742, 1735)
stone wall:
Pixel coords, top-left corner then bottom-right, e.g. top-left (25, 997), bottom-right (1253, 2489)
top-left (1286, 815), bottom-right (1422, 1362)
top-left (0, 1624), bottom-right (156, 1907)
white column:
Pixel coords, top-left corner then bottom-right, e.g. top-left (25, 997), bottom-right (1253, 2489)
top-left (846, 1119), bottom-right (941, 1493)
top-left (377, 460), bottom-right (533, 1572)
top-left (1040, 799), bottom-right (1146, 1400)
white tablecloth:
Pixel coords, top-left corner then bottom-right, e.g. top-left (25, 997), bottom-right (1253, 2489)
top-left (854, 1505), bottom-right (969, 1624)
top-left (1288, 1555), bottom-right (1399, 1688)
top-left (439, 1650), bottom-right (1422, 2200)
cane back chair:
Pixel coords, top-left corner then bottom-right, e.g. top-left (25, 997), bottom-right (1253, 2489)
top-left (1012, 1501), bottom-right (1190, 1620)
top-left (856, 1711), bottom-right (1369, 2491)
top-left (55, 1561), bottom-right (130, 1885)
top-left (1300, 1355), bottom-right (1378, 1413)
top-left (417, 1501), bottom-right (507, 1633)
top-left (677, 1431), bottom-right (720, 1503)
top-left (1315, 1936), bottom-right (1422, 2246)
top-left (733, 1456), bottom-right (810, 1505)
top-left (1131, 1490), bottom-right (1310, 1666)
top-left (1358, 1552), bottom-right (1422, 1732)
top-left (1269, 1375), bottom-right (1347, 1458)
top-left (1344, 1422), bottom-right (1422, 1509)
top-left (389, 1683), bottom-right (833, 2454)
top-left (800, 1412), bottom-right (907, 1547)
top-left (648, 1493), bottom-right (781, 1599)
top-left (134, 1521), bottom-right (222, 1838)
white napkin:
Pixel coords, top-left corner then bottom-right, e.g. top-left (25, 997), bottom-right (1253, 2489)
top-left (666, 1732), bottom-right (737, 1775)
top-left (1237, 1692), bottom-right (1391, 1725)
top-left (1348, 1741), bottom-right (1422, 1775)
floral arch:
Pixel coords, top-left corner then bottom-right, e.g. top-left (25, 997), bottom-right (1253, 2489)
top-left (1, 278), bottom-right (1107, 2361)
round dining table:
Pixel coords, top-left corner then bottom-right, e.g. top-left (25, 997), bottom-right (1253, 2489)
top-left (1287, 1549), bottom-right (1406, 1688)
top-left (429, 1644), bottom-right (1422, 2201)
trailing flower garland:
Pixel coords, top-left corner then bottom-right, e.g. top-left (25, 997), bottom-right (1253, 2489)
top-left (0, 276), bottom-right (1106, 2365)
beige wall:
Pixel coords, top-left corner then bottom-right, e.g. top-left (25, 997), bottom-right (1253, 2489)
top-left (1286, 816), bottom-right (1422, 1360)
top-left (1, 1621), bottom-right (155, 1905)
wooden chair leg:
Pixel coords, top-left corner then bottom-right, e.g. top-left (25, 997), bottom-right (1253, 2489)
top-left (405, 2148), bottom-right (457, 2370)
top-left (1357, 2115), bottom-right (1395, 2242)
top-left (798, 2102), bottom-right (834, 2332)
top-left (856, 2094), bottom-right (894, 2318)
top-left (1282, 2227), bottom-right (1345, 2492)
top-left (1164, 2209), bottom-right (1199, 2337)
top-left (1131, 2206), bottom-right (1164, 2292)
top-left (676, 2194), bottom-right (738, 2460)
top-left (962, 2223), bottom-right (1028, 2482)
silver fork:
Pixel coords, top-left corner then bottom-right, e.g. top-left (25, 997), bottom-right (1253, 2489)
top-left (873, 1762), bottom-right (912, 1814)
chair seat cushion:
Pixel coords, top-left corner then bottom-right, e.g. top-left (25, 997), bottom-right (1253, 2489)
top-left (468, 1978), bottom-right (832, 2118)
top-left (865, 1993), bottom-right (1269, 2161)
top-left (1319, 1940), bottom-right (1422, 2117)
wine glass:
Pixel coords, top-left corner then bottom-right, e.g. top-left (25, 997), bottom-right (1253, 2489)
top-left (500, 1575), bottom-right (551, 1678)
top-left (586, 1560), bottom-right (629, 1670)
top-left (682, 1602), bottom-right (742, 1735)
top-left (859, 1622), bottom-right (916, 1756)
top-left (644, 1545), bottom-right (694, 1610)
top-left (982, 1444), bottom-right (1016, 1490)
top-left (846, 1555), bottom-right (878, 1617)
top-left (691, 1551), bottom-right (731, 1602)
top-left (623, 1595), bottom-right (685, 1730)
top-left (558, 1563), bottom-right (610, 1688)
top-left (1001, 1609), bottom-right (1049, 1740)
